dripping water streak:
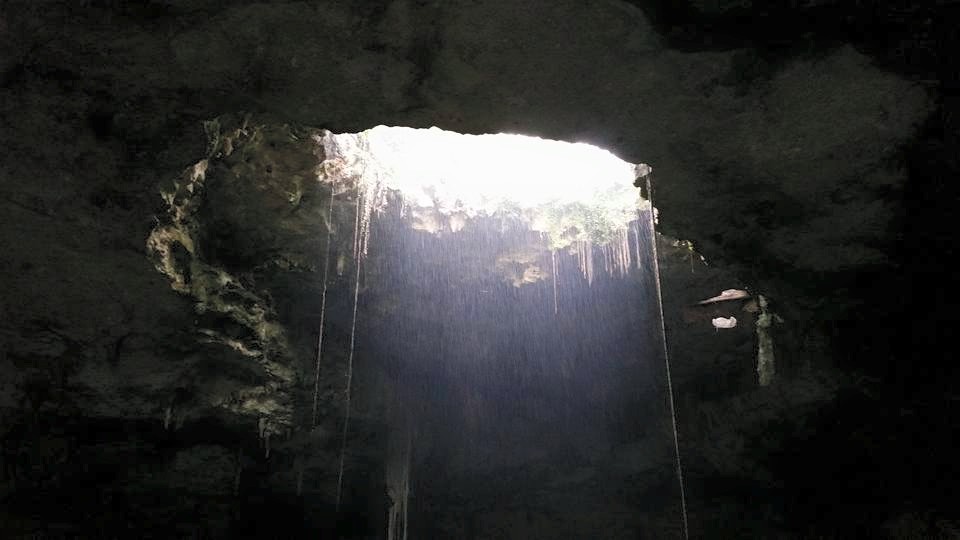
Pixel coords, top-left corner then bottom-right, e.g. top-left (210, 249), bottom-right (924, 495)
top-left (634, 221), bottom-right (642, 269)
top-left (336, 183), bottom-right (364, 511)
top-left (621, 228), bottom-right (631, 274)
top-left (312, 191), bottom-right (336, 428)
top-left (646, 178), bottom-right (690, 540)
top-left (551, 250), bottom-right (559, 314)
top-left (357, 152), bottom-right (383, 259)
top-left (586, 240), bottom-right (594, 285)
top-left (352, 181), bottom-right (363, 260)
top-left (576, 240), bottom-right (596, 285)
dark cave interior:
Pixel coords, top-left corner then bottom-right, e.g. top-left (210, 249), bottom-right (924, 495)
top-left (1, 1), bottom-right (959, 538)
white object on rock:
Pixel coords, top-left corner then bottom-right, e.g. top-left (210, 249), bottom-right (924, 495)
top-left (698, 289), bottom-right (750, 305)
top-left (711, 316), bottom-right (737, 330)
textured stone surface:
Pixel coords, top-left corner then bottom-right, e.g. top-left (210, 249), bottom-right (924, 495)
top-left (1, 0), bottom-right (956, 537)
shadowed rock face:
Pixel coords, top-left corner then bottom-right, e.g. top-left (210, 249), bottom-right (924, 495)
top-left (1, 1), bottom-right (957, 538)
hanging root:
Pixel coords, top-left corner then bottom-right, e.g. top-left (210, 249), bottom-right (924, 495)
top-left (646, 177), bottom-right (690, 540)
top-left (386, 418), bottom-right (413, 540)
top-left (551, 250), bottom-right (559, 314)
top-left (336, 182), bottom-right (365, 511)
top-left (312, 190), bottom-right (335, 428)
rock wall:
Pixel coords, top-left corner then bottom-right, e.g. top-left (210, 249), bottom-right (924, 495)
top-left (1, 0), bottom-right (955, 537)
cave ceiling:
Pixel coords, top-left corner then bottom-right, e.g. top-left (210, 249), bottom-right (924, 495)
top-left (0, 0), bottom-right (955, 537)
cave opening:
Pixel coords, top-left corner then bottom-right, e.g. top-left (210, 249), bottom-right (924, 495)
top-left (315, 127), bottom-right (686, 538)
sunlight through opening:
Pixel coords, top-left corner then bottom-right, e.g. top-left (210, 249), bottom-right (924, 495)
top-left (306, 125), bottom-right (689, 539)
top-left (317, 126), bottom-right (652, 255)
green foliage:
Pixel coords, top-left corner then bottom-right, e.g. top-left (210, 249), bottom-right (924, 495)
top-left (532, 186), bottom-right (642, 250)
